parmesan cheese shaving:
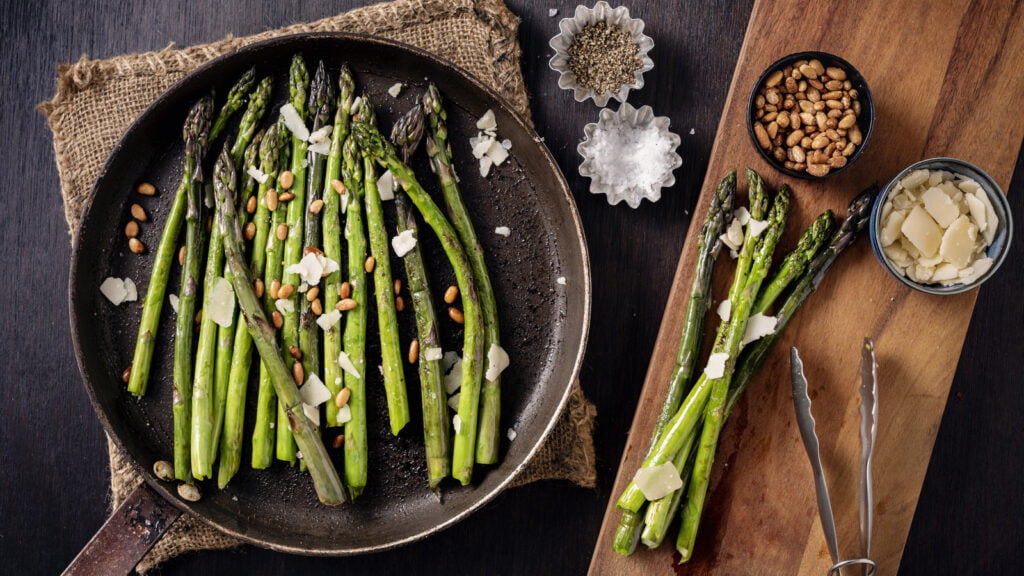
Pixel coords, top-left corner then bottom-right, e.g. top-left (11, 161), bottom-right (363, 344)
top-left (423, 346), bottom-right (443, 361)
top-left (494, 226), bottom-right (511, 237)
top-left (716, 299), bottom-right (731, 322)
top-left (507, 427), bottom-right (517, 440)
top-left (246, 166), bottom-right (269, 184)
top-left (741, 313), bottom-right (777, 346)
top-left (100, 277), bottom-right (130, 305)
top-left (337, 351), bottom-right (360, 379)
top-left (556, 276), bottom-right (567, 285)
top-left (444, 355), bottom-right (463, 394)
top-left (453, 413), bottom-right (462, 434)
top-left (279, 103), bottom-right (309, 141)
top-left (169, 294), bottom-right (179, 313)
top-left (376, 170), bottom-right (395, 201)
top-left (704, 352), bottom-right (729, 379)
top-left (447, 392), bottom-right (460, 411)
top-left (302, 403), bottom-right (320, 427)
top-left (746, 218), bottom-right (769, 238)
top-left (307, 140), bottom-right (331, 156)
top-left (391, 229), bottom-right (417, 257)
top-left (633, 462), bottom-right (683, 501)
top-left (734, 206), bottom-right (751, 226)
top-left (316, 309), bottom-right (342, 331)
top-left (308, 125), bottom-right (333, 144)
top-left (485, 344), bottom-right (510, 382)
top-left (299, 373), bottom-right (331, 406)
top-left (387, 82), bottom-right (403, 98)
top-left (275, 298), bottom-right (295, 315)
top-left (206, 277), bottom-right (235, 328)
top-left (285, 252), bottom-right (339, 286)
top-left (336, 404), bottom-right (352, 425)
top-left (123, 278), bottom-right (138, 302)
top-left (476, 109), bottom-right (497, 131)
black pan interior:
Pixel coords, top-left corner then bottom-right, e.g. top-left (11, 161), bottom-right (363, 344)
top-left (69, 33), bottom-right (590, 555)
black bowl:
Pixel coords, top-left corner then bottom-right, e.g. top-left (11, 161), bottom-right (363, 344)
top-left (746, 51), bottom-right (875, 180)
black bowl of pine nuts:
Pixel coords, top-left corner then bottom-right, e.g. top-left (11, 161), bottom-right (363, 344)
top-left (747, 51), bottom-right (874, 179)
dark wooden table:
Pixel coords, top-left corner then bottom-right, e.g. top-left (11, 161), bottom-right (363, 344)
top-left (4, 1), bottom-right (1021, 574)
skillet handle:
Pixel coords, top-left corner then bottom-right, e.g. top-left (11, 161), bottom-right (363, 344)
top-left (63, 481), bottom-right (182, 576)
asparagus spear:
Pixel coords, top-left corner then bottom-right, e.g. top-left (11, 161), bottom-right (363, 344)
top-left (322, 66), bottom-right (355, 429)
top-left (341, 134), bottom-right (369, 497)
top-left (677, 185), bottom-right (791, 562)
top-left (612, 170), bottom-right (735, 555)
top-left (252, 121), bottom-right (292, 469)
top-left (127, 71), bottom-right (251, 398)
top-left (213, 145), bottom-right (346, 505)
top-left (391, 105), bottom-right (450, 488)
top-left (753, 210), bottom-right (834, 315)
top-left (352, 122), bottom-right (484, 485)
top-left (219, 121), bottom-right (283, 487)
top-left (172, 94), bottom-right (214, 482)
top-left (423, 84), bottom-right (504, 464)
top-left (358, 94), bottom-right (410, 435)
top-left (277, 54), bottom-right (310, 464)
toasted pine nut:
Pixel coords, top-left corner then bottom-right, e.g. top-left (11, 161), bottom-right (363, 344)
top-left (395, 296), bottom-right (405, 312)
top-left (306, 286), bottom-right (320, 302)
top-left (244, 221), bottom-right (256, 240)
top-left (130, 203), bottom-right (148, 222)
top-left (276, 223), bottom-right (288, 241)
top-left (271, 311), bottom-right (283, 328)
top-left (336, 298), bottom-right (357, 311)
top-left (125, 221), bottom-right (140, 238)
top-left (278, 283), bottom-right (295, 299)
top-left (364, 256), bottom-right (376, 273)
top-left (309, 199), bottom-right (324, 214)
top-left (330, 179), bottom-right (345, 194)
top-left (129, 238), bottom-right (145, 254)
top-left (304, 246), bottom-right (323, 256)
top-left (246, 195), bottom-right (257, 214)
top-left (444, 285), bottom-right (459, 304)
top-left (332, 434), bottom-right (345, 449)
top-left (279, 170), bottom-right (295, 190)
top-left (178, 246), bottom-right (186, 265)
top-left (393, 278), bottom-right (402, 295)
top-left (269, 279), bottom-right (281, 299)
top-left (195, 310), bottom-right (203, 324)
top-left (266, 189), bottom-right (279, 211)
top-left (254, 278), bottom-right (265, 298)
top-left (334, 387), bottom-right (351, 408)
top-left (408, 339), bottom-right (419, 364)
top-left (289, 345), bottom-right (302, 360)
top-left (292, 361), bottom-right (304, 385)
top-left (137, 182), bottom-right (157, 196)
top-left (448, 307), bottom-right (465, 324)
top-left (121, 367), bottom-right (132, 383)
top-left (339, 281), bottom-right (351, 299)
top-left (311, 298), bottom-right (323, 315)
top-left (278, 191), bottom-right (295, 202)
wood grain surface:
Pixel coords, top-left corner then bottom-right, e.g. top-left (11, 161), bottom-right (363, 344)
top-left (590, 0), bottom-right (1024, 574)
top-left (3, 1), bottom-right (1023, 575)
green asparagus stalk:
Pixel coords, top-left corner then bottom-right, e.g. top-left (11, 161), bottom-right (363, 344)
top-left (127, 71), bottom-right (251, 398)
top-left (352, 121), bottom-right (484, 485)
top-left (423, 84), bottom-right (503, 464)
top-left (213, 145), bottom-right (346, 505)
top-left (252, 121), bottom-right (292, 469)
top-left (677, 185), bottom-right (791, 562)
top-left (172, 94), bottom-right (214, 482)
top-left (612, 170), bottom-right (735, 555)
top-left (218, 122), bottom-right (282, 487)
top-left (358, 94), bottom-right (410, 435)
top-left (277, 54), bottom-right (310, 464)
top-left (322, 66), bottom-right (354, 428)
top-left (753, 210), bottom-right (834, 315)
top-left (341, 134), bottom-right (369, 497)
top-left (391, 105), bottom-right (449, 488)
top-left (641, 426), bottom-right (699, 548)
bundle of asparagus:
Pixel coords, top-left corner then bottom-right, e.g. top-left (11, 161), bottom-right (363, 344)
top-left (123, 57), bottom-right (508, 504)
top-left (612, 169), bottom-right (877, 560)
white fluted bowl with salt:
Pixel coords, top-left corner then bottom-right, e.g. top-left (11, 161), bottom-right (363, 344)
top-left (577, 102), bottom-right (682, 209)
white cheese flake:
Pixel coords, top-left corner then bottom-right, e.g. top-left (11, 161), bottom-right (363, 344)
top-left (336, 404), bottom-right (352, 425)
top-left (485, 344), bottom-right (510, 382)
top-left (337, 351), bottom-right (361, 379)
top-left (479, 155), bottom-right (493, 178)
top-left (299, 373), bottom-right (331, 406)
top-left (548, 8), bottom-right (558, 16)
top-left (279, 103), bottom-right (310, 141)
top-left (507, 427), bottom-right (517, 440)
top-left (494, 226), bottom-right (511, 237)
top-left (246, 166), bottom-right (269, 184)
top-left (285, 252), bottom-right (338, 286)
top-left (633, 462), bottom-right (683, 501)
top-left (302, 403), bottom-right (320, 427)
top-left (206, 277), bottom-right (235, 328)
top-left (275, 298), bottom-right (295, 315)
top-left (123, 278), bottom-right (138, 302)
top-left (100, 277), bottom-right (131, 305)
top-left (486, 138), bottom-right (509, 166)
top-left (556, 276), bottom-right (567, 285)
top-left (453, 413), bottom-right (462, 434)
top-left (447, 392), bottom-right (461, 411)
top-left (423, 346), bottom-right (443, 361)
top-left (376, 170), bottom-right (396, 201)
top-left (444, 355), bottom-right (463, 394)
top-left (721, 218), bottom-right (744, 251)
top-left (169, 294), bottom-right (179, 313)
top-left (442, 351), bottom-right (460, 372)
top-left (704, 352), bottom-right (730, 379)
top-left (391, 229), bottom-right (417, 257)
top-left (387, 82), bottom-right (404, 98)
top-left (747, 218), bottom-right (770, 238)
top-left (476, 109), bottom-right (497, 131)
top-left (734, 206), bottom-right (751, 226)
top-left (501, 138), bottom-right (512, 150)
top-left (308, 125), bottom-right (333, 144)
top-left (716, 299), bottom-right (731, 322)
top-left (316, 309), bottom-right (342, 331)
top-left (741, 313), bottom-right (778, 346)
top-left (307, 140), bottom-right (331, 156)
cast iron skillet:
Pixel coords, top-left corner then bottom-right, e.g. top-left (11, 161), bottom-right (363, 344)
top-left (69, 33), bottom-right (590, 559)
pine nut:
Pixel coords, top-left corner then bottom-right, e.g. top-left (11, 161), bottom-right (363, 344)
top-left (272, 311), bottom-right (283, 328)
top-left (332, 434), bottom-right (345, 449)
top-left (335, 387), bottom-right (351, 408)
top-left (444, 285), bottom-right (459, 304)
top-left (244, 221), bottom-right (256, 240)
top-left (121, 367), bottom-right (132, 383)
top-left (276, 223), bottom-right (288, 241)
top-left (306, 286), bottom-right (319, 302)
top-left (753, 123), bottom-right (770, 149)
top-left (195, 310), bottom-right (203, 324)
top-left (278, 191), bottom-right (295, 202)
top-left (395, 296), bottom-right (405, 312)
top-left (765, 69), bottom-right (784, 87)
top-left (309, 199), bottom-right (324, 214)
top-left (254, 278), bottom-right (264, 298)
top-left (393, 278), bottom-right (402, 295)
top-left (153, 460), bottom-right (174, 482)
top-left (339, 282), bottom-right (351, 299)
top-left (408, 339), bottom-right (419, 364)
top-left (266, 189), bottom-right (279, 211)
top-left (279, 170), bottom-right (295, 190)
top-left (269, 279), bottom-right (281, 299)
top-left (336, 298), bottom-right (357, 311)
top-left (289, 345), bottom-right (302, 360)
top-left (137, 182), bottom-right (157, 196)
top-left (278, 283), bottom-right (295, 299)
top-left (246, 195), bottom-right (257, 214)
top-left (312, 298), bottom-right (323, 315)
top-left (178, 246), bottom-right (186, 265)
top-left (364, 256), bottom-right (376, 273)
top-left (129, 238), bottom-right (145, 253)
top-left (448, 307), bottom-right (465, 324)
top-left (330, 179), bottom-right (346, 194)
top-left (130, 203), bottom-right (148, 222)
top-left (292, 361), bottom-right (304, 385)
top-left (178, 483), bottom-right (201, 502)
top-left (825, 66), bottom-right (847, 80)
top-left (125, 221), bottom-right (139, 238)
top-left (304, 246), bottom-right (323, 256)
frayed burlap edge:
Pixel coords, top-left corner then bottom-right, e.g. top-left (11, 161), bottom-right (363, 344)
top-left (45, 0), bottom-right (594, 572)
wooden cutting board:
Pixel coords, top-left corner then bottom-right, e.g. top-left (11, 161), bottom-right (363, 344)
top-left (589, 0), bottom-right (1024, 574)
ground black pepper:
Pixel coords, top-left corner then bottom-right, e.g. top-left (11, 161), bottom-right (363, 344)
top-left (567, 21), bottom-right (641, 94)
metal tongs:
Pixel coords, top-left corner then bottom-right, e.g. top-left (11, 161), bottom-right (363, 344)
top-left (790, 338), bottom-right (878, 576)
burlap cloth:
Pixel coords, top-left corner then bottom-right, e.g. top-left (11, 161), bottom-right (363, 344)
top-left (40, 0), bottom-right (597, 571)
